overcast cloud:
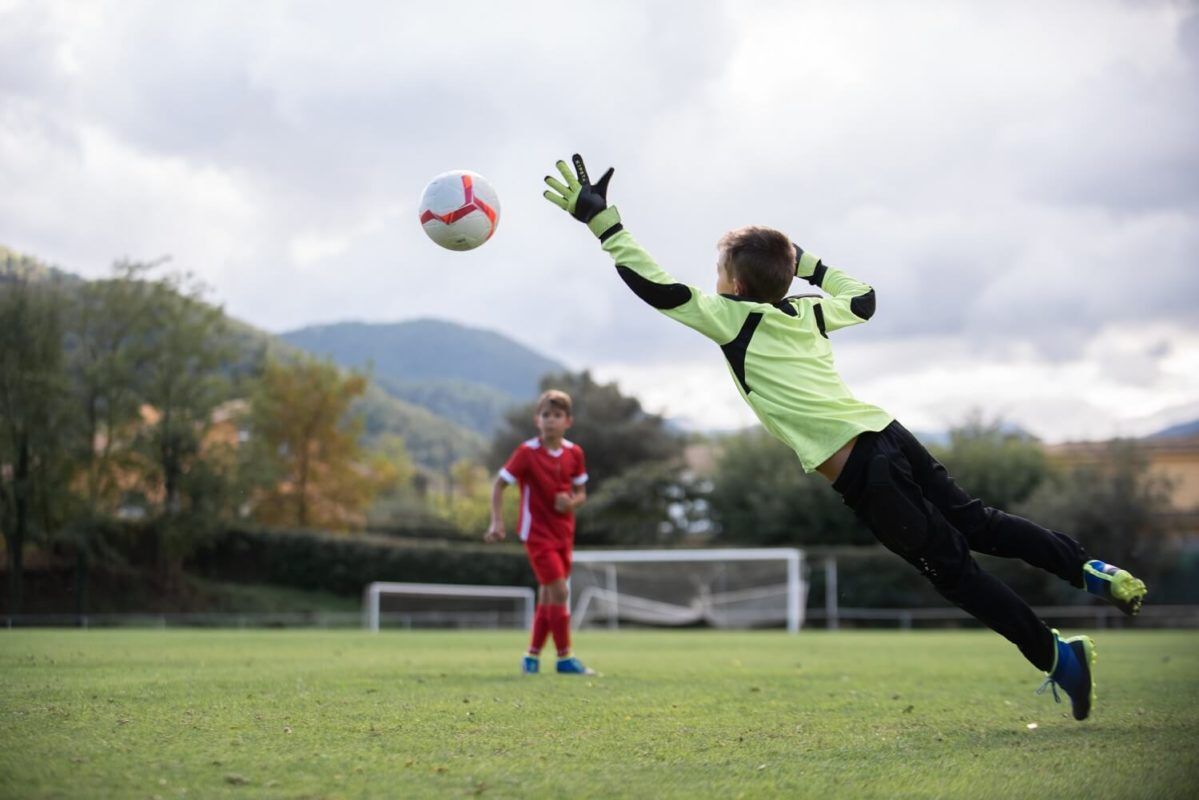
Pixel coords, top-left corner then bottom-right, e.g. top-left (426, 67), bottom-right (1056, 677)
top-left (2, 0), bottom-right (1197, 442)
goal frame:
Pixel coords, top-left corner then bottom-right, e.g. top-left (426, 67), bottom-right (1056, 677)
top-left (363, 581), bottom-right (535, 632)
top-left (570, 547), bottom-right (806, 633)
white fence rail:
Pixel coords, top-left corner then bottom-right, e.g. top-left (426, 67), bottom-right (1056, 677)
top-left (5, 604), bottom-right (1197, 629)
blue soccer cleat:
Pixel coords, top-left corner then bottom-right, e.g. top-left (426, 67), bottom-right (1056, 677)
top-left (556, 656), bottom-right (596, 675)
top-left (522, 655), bottom-right (539, 675)
top-left (1037, 629), bottom-right (1096, 721)
top-left (1083, 559), bottom-right (1147, 616)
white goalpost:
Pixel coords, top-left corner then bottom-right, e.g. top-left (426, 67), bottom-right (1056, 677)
top-left (363, 582), bottom-right (536, 632)
top-left (570, 548), bottom-right (807, 633)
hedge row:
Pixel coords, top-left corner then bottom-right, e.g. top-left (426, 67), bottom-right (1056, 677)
top-left (191, 527), bottom-right (533, 596)
top-left (191, 528), bottom-right (1199, 607)
top-left (190, 530), bottom-right (1065, 608)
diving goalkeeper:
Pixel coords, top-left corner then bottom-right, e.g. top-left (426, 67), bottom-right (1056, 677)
top-left (542, 153), bottom-right (1147, 721)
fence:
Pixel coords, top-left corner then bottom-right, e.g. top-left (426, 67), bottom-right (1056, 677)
top-left (5, 604), bottom-right (1199, 629)
top-left (809, 604), bottom-right (1199, 629)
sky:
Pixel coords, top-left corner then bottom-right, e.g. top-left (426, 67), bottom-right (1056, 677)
top-left (2, 0), bottom-right (1197, 442)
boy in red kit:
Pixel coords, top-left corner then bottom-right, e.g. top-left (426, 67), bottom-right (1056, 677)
top-left (485, 389), bottom-right (595, 676)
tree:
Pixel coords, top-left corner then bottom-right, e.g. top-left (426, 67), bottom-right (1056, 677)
top-left (578, 459), bottom-right (711, 546)
top-left (431, 458), bottom-right (496, 536)
top-left (707, 429), bottom-right (871, 546)
top-left (0, 272), bottom-right (76, 612)
top-left (489, 371), bottom-right (684, 493)
top-left (65, 262), bottom-right (162, 517)
top-left (931, 414), bottom-right (1049, 512)
top-left (125, 271), bottom-right (241, 576)
top-left (136, 272), bottom-right (235, 515)
top-left (245, 356), bottom-right (380, 530)
top-left (1017, 440), bottom-right (1176, 582)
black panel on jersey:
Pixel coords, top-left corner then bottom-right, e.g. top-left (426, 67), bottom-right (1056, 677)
top-left (615, 265), bottom-right (692, 309)
top-left (774, 298), bottom-right (798, 317)
top-left (721, 312), bottom-right (764, 393)
top-left (851, 289), bottom-right (877, 320)
top-left (813, 303), bottom-right (829, 338)
top-left (803, 261), bottom-right (828, 287)
top-left (781, 293), bottom-right (821, 319)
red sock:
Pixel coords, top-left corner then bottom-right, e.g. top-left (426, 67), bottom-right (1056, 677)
top-left (528, 605), bottom-right (551, 655)
top-left (545, 604), bottom-right (571, 658)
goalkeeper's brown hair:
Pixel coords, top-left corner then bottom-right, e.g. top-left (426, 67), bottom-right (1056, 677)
top-left (717, 226), bottom-right (795, 302)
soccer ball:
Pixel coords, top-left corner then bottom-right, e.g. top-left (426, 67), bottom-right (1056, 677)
top-left (418, 170), bottom-right (501, 251)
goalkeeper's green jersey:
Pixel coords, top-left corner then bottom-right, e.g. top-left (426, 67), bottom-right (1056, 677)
top-left (594, 212), bottom-right (893, 473)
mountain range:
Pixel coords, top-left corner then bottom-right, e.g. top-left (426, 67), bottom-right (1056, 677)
top-left (278, 319), bottom-right (565, 437)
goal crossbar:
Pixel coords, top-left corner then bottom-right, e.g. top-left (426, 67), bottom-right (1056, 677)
top-left (573, 548), bottom-right (803, 564)
top-left (363, 582), bottom-right (535, 632)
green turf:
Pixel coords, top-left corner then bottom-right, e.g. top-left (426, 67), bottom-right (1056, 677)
top-left (1, 629), bottom-right (1196, 799)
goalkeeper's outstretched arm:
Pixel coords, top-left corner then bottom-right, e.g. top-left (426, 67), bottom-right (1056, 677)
top-left (542, 154), bottom-right (744, 344)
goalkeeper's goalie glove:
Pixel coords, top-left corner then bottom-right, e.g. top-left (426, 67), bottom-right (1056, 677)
top-left (543, 154), bottom-right (621, 238)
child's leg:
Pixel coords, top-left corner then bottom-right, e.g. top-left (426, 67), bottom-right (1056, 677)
top-left (541, 577), bottom-right (572, 658)
top-left (835, 427), bottom-right (1101, 717)
top-left (528, 546), bottom-right (576, 658)
top-left (836, 434), bottom-right (1056, 671)
top-left (889, 423), bottom-right (1088, 587)
top-left (528, 594), bottom-right (552, 656)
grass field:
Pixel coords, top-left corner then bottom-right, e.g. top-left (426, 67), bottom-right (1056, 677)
top-left (1, 628), bottom-right (1197, 799)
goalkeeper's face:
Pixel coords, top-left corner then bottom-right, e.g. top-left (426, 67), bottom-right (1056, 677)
top-left (716, 258), bottom-right (739, 295)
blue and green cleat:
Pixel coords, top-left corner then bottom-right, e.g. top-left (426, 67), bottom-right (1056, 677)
top-left (1083, 559), bottom-right (1147, 616)
top-left (521, 655), bottom-right (539, 675)
top-left (1037, 629), bottom-right (1096, 720)
top-left (556, 656), bottom-right (596, 675)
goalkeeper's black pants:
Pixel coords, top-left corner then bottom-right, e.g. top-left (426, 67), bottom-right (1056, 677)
top-left (832, 420), bottom-right (1087, 672)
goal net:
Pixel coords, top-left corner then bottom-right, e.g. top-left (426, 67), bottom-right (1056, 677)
top-left (570, 548), bottom-right (806, 632)
top-left (363, 582), bottom-right (535, 631)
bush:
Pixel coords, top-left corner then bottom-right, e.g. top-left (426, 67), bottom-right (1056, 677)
top-left (191, 526), bottom-right (533, 596)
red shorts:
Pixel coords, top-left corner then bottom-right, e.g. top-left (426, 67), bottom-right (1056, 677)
top-left (526, 542), bottom-right (572, 585)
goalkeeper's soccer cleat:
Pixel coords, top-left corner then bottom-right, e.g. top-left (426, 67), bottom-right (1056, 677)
top-left (1083, 559), bottom-right (1147, 616)
top-left (556, 656), bottom-right (596, 676)
top-left (1037, 630), bottom-right (1096, 721)
top-left (522, 655), bottom-right (539, 675)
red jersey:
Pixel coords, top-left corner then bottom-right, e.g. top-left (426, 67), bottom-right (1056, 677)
top-left (499, 437), bottom-right (588, 546)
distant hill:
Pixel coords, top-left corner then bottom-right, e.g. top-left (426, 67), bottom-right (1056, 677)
top-left (224, 321), bottom-right (486, 470)
top-left (375, 377), bottom-right (516, 437)
top-left (355, 383), bottom-right (485, 469)
top-left (279, 319), bottom-right (568, 434)
top-left (1148, 419), bottom-right (1199, 439)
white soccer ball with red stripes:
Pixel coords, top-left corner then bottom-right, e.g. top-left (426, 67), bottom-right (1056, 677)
top-left (418, 170), bottom-right (501, 251)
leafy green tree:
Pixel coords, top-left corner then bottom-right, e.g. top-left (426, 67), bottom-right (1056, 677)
top-left (578, 459), bottom-right (711, 546)
top-left (931, 414), bottom-right (1048, 512)
top-left (1017, 440), bottom-right (1176, 581)
top-left (708, 429), bottom-right (870, 546)
top-left (64, 263), bottom-right (163, 519)
top-left (136, 272), bottom-right (235, 515)
top-left (489, 370), bottom-right (684, 493)
top-left (369, 434), bottom-right (417, 496)
top-left (432, 458), bottom-right (496, 536)
top-left (245, 356), bottom-right (379, 530)
top-left (0, 271), bottom-right (77, 612)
